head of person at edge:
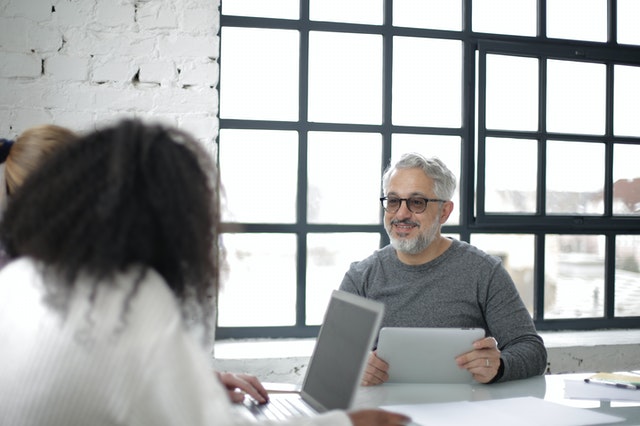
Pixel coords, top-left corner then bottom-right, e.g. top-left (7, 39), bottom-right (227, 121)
top-left (339, 152), bottom-right (547, 386)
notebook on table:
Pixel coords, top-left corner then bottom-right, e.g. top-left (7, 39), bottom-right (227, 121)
top-left (376, 327), bottom-right (485, 384)
top-left (236, 290), bottom-right (384, 421)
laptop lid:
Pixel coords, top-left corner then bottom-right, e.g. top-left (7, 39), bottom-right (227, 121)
top-left (376, 327), bottom-right (485, 384)
top-left (299, 290), bottom-right (384, 412)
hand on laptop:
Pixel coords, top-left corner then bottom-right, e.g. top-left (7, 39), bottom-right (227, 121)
top-left (455, 336), bottom-right (502, 384)
top-left (348, 409), bottom-right (411, 425)
top-left (216, 372), bottom-right (269, 404)
top-left (360, 351), bottom-right (389, 386)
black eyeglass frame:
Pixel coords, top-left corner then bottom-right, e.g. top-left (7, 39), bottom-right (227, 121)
top-left (379, 196), bottom-right (446, 214)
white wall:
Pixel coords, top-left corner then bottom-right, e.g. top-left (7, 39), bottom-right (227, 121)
top-left (0, 0), bottom-right (220, 148)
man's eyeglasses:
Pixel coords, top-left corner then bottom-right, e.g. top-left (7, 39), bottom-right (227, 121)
top-left (380, 196), bottom-right (445, 214)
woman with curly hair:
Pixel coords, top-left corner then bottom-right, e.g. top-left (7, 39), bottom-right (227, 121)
top-left (0, 119), bottom-right (407, 426)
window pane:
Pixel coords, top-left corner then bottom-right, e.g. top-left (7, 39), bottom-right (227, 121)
top-left (546, 140), bottom-right (605, 215)
top-left (308, 32), bottom-right (382, 125)
top-left (546, 59), bottom-right (606, 135)
top-left (310, 0), bottom-right (382, 25)
top-left (218, 234), bottom-right (297, 326)
top-left (221, 0), bottom-right (299, 19)
top-left (618, 0), bottom-right (640, 45)
top-left (394, 0), bottom-right (461, 31)
top-left (469, 234), bottom-right (535, 316)
top-left (485, 138), bottom-right (537, 213)
top-left (391, 134), bottom-right (461, 225)
top-left (545, 235), bottom-right (605, 319)
top-left (393, 37), bottom-right (462, 128)
top-left (614, 65), bottom-right (640, 137)
top-left (472, 0), bottom-right (537, 36)
top-left (306, 233), bottom-right (381, 324)
top-left (307, 132), bottom-right (381, 224)
top-left (613, 144), bottom-right (640, 216)
top-left (220, 129), bottom-right (298, 223)
top-left (485, 54), bottom-right (538, 131)
top-left (220, 28), bottom-right (299, 121)
top-left (546, 0), bottom-right (606, 42)
top-left (615, 235), bottom-right (640, 317)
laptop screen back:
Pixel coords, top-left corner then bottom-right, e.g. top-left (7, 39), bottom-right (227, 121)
top-left (300, 290), bottom-right (384, 411)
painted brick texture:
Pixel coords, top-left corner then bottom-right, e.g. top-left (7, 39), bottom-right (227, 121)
top-left (0, 0), bottom-right (220, 145)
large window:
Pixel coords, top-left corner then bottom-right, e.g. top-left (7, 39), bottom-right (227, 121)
top-left (217, 0), bottom-right (640, 339)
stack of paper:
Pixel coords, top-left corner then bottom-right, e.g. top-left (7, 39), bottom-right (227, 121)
top-left (565, 373), bottom-right (640, 402)
top-left (585, 372), bottom-right (640, 389)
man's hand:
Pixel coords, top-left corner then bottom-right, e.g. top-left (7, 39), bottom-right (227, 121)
top-left (361, 351), bottom-right (389, 386)
top-left (455, 336), bottom-right (501, 383)
top-left (216, 372), bottom-right (269, 404)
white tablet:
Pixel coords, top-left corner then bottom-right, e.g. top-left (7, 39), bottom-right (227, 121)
top-left (376, 327), bottom-right (485, 384)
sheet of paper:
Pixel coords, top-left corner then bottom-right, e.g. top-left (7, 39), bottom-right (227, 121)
top-left (565, 379), bottom-right (640, 402)
top-left (383, 396), bottom-right (624, 426)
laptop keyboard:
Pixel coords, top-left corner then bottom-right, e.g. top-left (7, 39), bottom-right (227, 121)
top-left (244, 396), bottom-right (316, 421)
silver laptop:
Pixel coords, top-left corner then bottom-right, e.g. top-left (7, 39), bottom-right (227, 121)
top-left (376, 327), bottom-right (485, 384)
top-left (237, 290), bottom-right (384, 421)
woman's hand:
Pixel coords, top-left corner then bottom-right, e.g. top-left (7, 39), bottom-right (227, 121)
top-left (216, 372), bottom-right (269, 404)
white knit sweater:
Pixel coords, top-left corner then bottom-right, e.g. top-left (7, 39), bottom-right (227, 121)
top-left (0, 258), bottom-right (350, 426)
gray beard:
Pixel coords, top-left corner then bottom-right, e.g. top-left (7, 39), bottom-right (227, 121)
top-left (389, 221), bottom-right (439, 255)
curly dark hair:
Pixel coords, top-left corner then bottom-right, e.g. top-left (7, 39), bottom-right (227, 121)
top-left (0, 119), bottom-right (219, 319)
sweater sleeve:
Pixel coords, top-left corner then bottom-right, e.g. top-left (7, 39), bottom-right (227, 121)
top-left (339, 262), bottom-right (363, 296)
top-left (483, 265), bottom-right (547, 382)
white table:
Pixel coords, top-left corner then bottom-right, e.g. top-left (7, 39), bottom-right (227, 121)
top-left (352, 373), bottom-right (640, 425)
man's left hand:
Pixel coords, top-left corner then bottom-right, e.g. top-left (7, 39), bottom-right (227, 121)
top-left (455, 337), bottom-right (501, 383)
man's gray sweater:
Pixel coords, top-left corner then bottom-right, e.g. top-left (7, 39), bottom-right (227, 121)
top-left (339, 238), bottom-right (547, 382)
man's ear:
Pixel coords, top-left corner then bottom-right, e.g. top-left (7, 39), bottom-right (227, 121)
top-left (439, 201), bottom-right (454, 224)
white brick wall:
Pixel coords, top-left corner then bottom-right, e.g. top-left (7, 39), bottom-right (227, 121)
top-left (0, 0), bottom-right (220, 147)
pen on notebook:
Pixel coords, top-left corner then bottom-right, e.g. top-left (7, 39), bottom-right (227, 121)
top-left (584, 378), bottom-right (640, 390)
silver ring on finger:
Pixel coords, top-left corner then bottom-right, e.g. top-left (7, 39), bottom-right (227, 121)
top-left (485, 358), bottom-right (490, 367)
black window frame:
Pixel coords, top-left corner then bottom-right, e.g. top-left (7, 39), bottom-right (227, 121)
top-left (217, 0), bottom-right (640, 339)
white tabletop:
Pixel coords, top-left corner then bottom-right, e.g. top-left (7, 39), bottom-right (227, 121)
top-left (352, 373), bottom-right (640, 425)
